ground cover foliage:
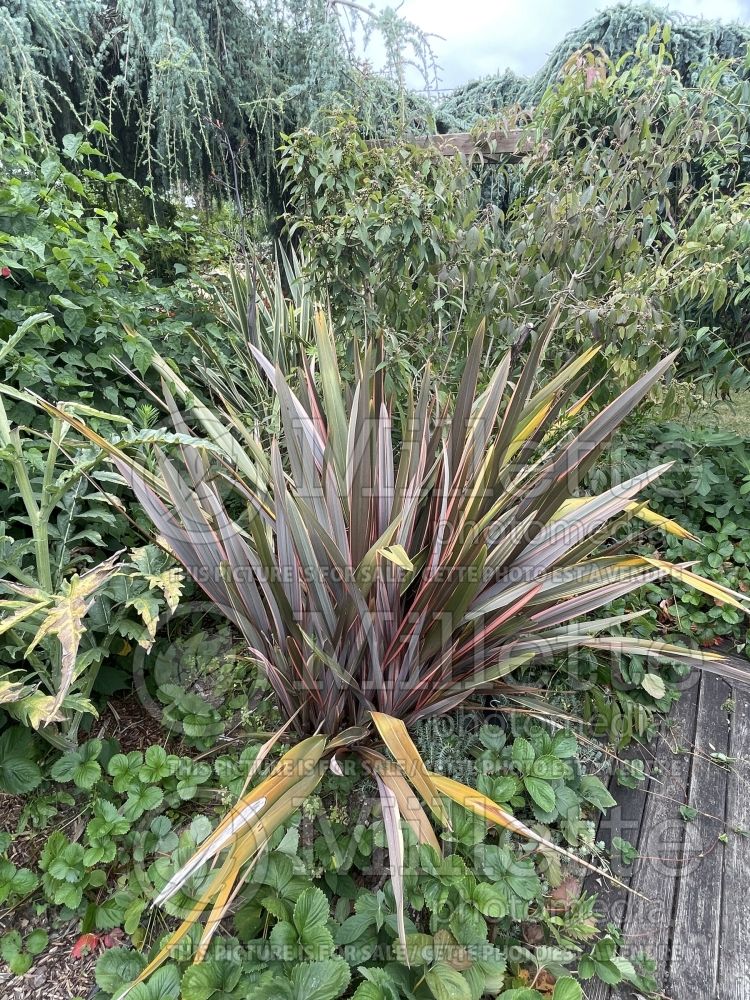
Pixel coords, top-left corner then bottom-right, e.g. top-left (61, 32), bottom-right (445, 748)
top-left (1, 4), bottom-right (750, 999)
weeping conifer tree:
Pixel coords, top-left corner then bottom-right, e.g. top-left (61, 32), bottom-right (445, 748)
top-left (0, 0), bottom-right (436, 220)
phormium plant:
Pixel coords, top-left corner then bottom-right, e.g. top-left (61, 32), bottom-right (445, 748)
top-left (37, 309), bottom-right (749, 991)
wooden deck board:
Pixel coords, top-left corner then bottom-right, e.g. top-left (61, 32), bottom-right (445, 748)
top-left (583, 738), bottom-right (656, 1000)
top-left (668, 674), bottom-right (731, 998)
top-left (583, 672), bottom-right (750, 1000)
top-left (582, 681), bottom-right (699, 999)
top-left (617, 680), bottom-right (700, 982)
top-left (717, 688), bottom-right (750, 1000)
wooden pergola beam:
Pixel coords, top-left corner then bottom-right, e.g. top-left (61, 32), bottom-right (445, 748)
top-left (367, 129), bottom-right (529, 160)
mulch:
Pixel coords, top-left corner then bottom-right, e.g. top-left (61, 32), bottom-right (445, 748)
top-left (99, 692), bottom-right (187, 754)
top-left (0, 918), bottom-right (97, 1000)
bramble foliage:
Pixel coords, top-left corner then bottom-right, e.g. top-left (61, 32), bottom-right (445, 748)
top-left (0, 110), bottom-right (222, 742)
top-left (589, 418), bottom-right (750, 650)
top-left (0, 108), bottom-right (222, 427)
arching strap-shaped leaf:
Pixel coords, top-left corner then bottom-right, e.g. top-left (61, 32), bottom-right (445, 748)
top-left (361, 749), bottom-right (441, 856)
top-left (373, 772), bottom-right (409, 965)
top-left (429, 772), bottom-right (643, 898)
top-left (193, 766), bottom-right (325, 963)
top-left (371, 712), bottom-right (451, 828)
top-left (117, 863), bottom-right (231, 998)
top-left (640, 557), bottom-right (750, 612)
top-left (582, 636), bottom-right (750, 684)
top-left (121, 765), bottom-right (326, 995)
top-left (153, 735), bottom-right (327, 906)
top-left (553, 496), bottom-right (699, 542)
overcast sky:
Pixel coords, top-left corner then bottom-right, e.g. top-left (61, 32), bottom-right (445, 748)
top-left (357, 0), bottom-right (750, 90)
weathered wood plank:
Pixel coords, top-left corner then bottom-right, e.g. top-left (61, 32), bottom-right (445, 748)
top-left (591, 743), bottom-right (656, 914)
top-left (717, 687), bottom-right (750, 1000)
top-left (581, 668), bottom-right (750, 1000)
top-left (607, 680), bottom-right (700, 995)
top-left (667, 674), bottom-right (731, 997)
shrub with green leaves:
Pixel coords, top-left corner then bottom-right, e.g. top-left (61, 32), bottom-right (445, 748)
top-left (280, 110), bottom-right (505, 370)
top-left (0, 109), bottom-right (220, 426)
top-left (485, 29), bottom-right (750, 395)
top-left (282, 31), bottom-right (750, 399)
